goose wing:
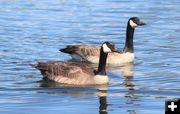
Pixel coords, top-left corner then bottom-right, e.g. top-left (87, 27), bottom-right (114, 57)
top-left (60, 45), bottom-right (101, 59)
top-left (33, 61), bottom-right (95, 85)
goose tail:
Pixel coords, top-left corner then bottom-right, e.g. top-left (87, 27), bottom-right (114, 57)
top-left (59, 45), bottom-right (77, 54)
top-left (30, 62), bottom-right (48, 70)
top-left (30, 64), bottom-right (38, 68)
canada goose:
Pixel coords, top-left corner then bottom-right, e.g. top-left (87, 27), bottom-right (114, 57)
top-left (60, 17), bottom-right (145, 64)
top-left (32, 42), bottom-right (119, 85)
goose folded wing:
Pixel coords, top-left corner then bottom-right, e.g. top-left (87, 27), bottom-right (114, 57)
top-left (61, 45), bottom-right (101, 59)
top-left (34, 61), bottom-right (95, 84)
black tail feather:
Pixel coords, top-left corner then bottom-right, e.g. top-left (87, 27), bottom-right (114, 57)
top-left (30, 62), bottom-right (49, 70)
top-left (30, 64), bottom-right (38, 68)
top-left (59, 46), bottom-right (77, 54)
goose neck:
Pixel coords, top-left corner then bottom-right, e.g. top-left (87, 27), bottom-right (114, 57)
top-left (97, 48), bottom-right (108, 75)
top-left (123, 24), bottom-right (135, 53)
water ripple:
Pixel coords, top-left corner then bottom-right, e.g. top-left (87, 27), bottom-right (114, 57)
top-left (0, 0), bottom-right (180, 114)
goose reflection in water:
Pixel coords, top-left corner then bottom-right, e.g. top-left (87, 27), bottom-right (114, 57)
top-left (106, 62), bottom-right (135, 89)
top-left (107, 63), bottom-right (137, 114)
top-left (121, 63), bottom-right (137, 114)
top-left (96, 86), bottom-right (108, 114)
top-left (122, 64), bottom-right (137, 114)
top-left (39, 80), bottom-right (109, 114)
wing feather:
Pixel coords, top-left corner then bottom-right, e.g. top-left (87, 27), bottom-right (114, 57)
top-left (33, 61), bottom-right (95, 84)
top-left (60, 45), bottom-right (100, 59)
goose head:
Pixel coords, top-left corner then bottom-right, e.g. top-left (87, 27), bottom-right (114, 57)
top-left (128, 17), bottom-right (146, 28)
top-left (102, 42), bottom-right (118, 53)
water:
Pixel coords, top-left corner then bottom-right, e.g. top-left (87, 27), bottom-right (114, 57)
top-left (0, 0), bottom-right (180, 114)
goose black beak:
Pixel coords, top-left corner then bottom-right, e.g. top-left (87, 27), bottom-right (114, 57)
top-left (138, 21), bottom-right (146, 26)
top-left (112, 48), bottom-right (121, 53)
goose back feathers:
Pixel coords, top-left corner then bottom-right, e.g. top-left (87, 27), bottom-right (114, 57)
top-left (33, 61), bottom-right (96, 85)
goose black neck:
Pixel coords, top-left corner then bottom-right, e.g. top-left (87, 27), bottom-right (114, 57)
top-left (97, 48), bottom-right (108, 75)
top-left (123, 23), bottom-right (135, 53)
top-left (99, 96), bottom-right (107, 114)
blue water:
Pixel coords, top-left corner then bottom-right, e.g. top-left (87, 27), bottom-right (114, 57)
top-left (0, 0), bottom-right (180, 114)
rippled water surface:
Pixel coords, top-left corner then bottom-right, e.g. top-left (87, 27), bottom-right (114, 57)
top-left (0, 0), bottom-right (180, 114)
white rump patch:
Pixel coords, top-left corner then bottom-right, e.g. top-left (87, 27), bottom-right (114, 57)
top-left (94, 75), bottom-right (109, 84)
top-left (129, 20), bottom-right (138, 28)
top-left (102, 43), bottom-right (111, 53)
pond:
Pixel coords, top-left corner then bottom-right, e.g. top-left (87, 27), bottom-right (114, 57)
top-left (0, 0), bottom-right (180, 114)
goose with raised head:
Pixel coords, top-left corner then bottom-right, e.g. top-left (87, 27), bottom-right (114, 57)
top-left (33, 42), bottom-right (119, 85)
top-left (60, 17), bottom-right (145, 64)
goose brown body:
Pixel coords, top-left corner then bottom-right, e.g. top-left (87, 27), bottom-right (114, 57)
top-left (33, 61), bottom-right (96, 85)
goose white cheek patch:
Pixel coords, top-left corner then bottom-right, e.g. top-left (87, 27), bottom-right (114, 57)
top-left (102, 44), bottom-right (111, 53)
top-left (129, 20), bottom-right (138, 28)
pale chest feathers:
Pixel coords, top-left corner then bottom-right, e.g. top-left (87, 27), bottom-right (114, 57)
top-left (70, 52), bottom-right (134, 64)
top-left (50, 74), bottom-right (109, 85)
top-left (94, 75), bottom-right (109, 85)
top-left (107, 52), bottom-right (134, 64)
top-left (87, 52), bottom-right (134, 64)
